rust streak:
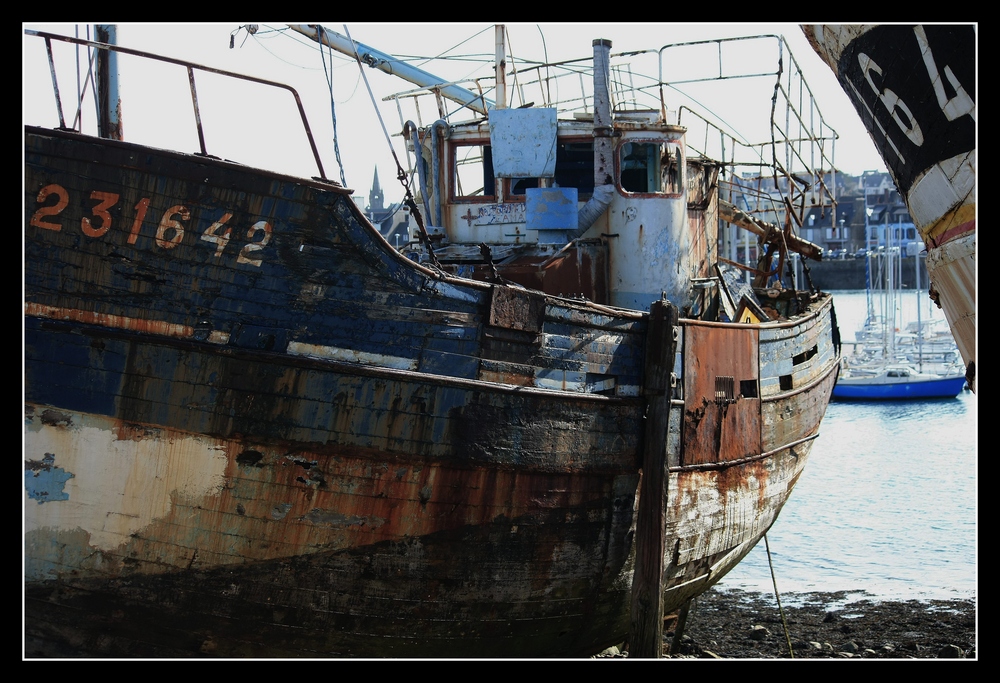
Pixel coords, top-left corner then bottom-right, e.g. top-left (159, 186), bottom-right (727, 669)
top-left (25, 303), bottom-right (194, 339)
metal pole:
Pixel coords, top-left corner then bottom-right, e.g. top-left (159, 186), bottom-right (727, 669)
top-left (94, 24), bottom-right (122, 140)
top-left (495, 25), bottom-right (506, 111)
top-left (592, 39), bottom-right (614, 189)
top-left (289, 24), bottom-right (495, 116)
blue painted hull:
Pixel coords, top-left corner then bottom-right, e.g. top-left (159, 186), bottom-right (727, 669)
top-left (833, 375), bottom-right (966, 400)
top-left (24, 124), bottom-right (840, 657)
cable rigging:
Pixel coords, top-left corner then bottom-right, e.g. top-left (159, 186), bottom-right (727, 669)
top-left (317, 25), bottom-right (350, 188)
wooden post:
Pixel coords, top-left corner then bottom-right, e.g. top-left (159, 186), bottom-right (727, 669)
top-left (669, 599), bottom-right (691, 655)
top-left (629, 298), bottom-right (677, 657)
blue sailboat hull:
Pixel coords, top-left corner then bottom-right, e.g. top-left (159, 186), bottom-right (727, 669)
top-left (833, 375), bottom-right (966, 400)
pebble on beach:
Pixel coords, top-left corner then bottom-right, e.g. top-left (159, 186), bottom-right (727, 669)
top-left (596, 588), bottom-right (976, 659)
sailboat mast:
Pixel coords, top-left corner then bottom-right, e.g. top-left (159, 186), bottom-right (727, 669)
top-left (887, 212), bottom-right (895, 359)
top-left (916, 244), bottom-right (923, 372)
top-left (863, 180), bottom-right (874, 324)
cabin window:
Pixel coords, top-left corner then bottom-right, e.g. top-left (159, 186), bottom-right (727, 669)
top-left (510, 141), bottom-right (596, 198)
top-left (452, 142), bottom-right (495, 200)
top-left (452, 139), bottom-right (596, 201)
top-left (618, 140), bottom-right (683, 195)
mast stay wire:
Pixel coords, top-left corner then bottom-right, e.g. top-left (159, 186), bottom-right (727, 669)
top-left (342, 24), bottom-right (440, 269)
top-left (318, 25), bottom-right (349, 188)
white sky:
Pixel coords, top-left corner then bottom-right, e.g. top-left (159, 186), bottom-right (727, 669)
top-left (23, 22), bottom-right (892, 207)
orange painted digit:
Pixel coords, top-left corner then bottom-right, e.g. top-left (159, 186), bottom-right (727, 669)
top-left (156, 205), bottom-right (190, 249)
top-left (128, 198), bottom-right (151, 245)
top-left (81, 190), bottom-right (120, 237)
top-left (29, 184), bottom-right (69, 231)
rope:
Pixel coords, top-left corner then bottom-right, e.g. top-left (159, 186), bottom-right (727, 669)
top-left (317, 26), bottom-right (349, 188)
top-left (342, 25), bottom-right (440, 269)
top-left (764, 533), bottom-right (794, 658)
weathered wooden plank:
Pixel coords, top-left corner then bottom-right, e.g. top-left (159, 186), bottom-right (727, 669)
top-left (629, 300), bottom-right (677, 658)
top-left (25, 120), bottom-right (839, 658)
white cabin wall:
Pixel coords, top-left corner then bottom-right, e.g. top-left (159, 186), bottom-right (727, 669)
top-left (590, 132), bottom-right (694, 312)
top-left (602, 193), bottom-right (691, 311)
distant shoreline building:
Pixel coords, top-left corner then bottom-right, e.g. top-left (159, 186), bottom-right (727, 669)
top-left (723, 169), bottom-right (918, 263)
top-left (359, 167), bottom-right (410, 249)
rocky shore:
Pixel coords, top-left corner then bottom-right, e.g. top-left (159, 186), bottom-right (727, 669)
top-left (599, 588), bottom-right (977, 659)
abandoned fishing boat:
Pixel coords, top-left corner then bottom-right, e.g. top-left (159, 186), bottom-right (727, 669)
top-left (802, 24), bottom-right (976, 392)
top-left (24, 25), bottom-right (840, 657)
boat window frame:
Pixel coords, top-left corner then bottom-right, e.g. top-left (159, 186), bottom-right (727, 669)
top-left (448, 136), bottom-right (597, 204)
top-left (505, 137), bottom-right (597, 201)
top-left (616, 137), bottom-right (685, 198)
top-left (450, 138), bottom-right (497, 203)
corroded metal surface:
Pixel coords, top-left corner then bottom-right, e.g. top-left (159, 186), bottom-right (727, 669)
top-left (681, 324), bottom-right (761, 465)
top-left (24, 121), bottom-right (838, 658)
top-left (495, 242), bottom-right (609, 303)
top-left (25, 405), bottom-right (639, 657)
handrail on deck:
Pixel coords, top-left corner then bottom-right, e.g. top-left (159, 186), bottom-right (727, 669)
top-left (24, 28), bottom-right (328, 181)
top-left (657, 35), bottom-right (839, 229)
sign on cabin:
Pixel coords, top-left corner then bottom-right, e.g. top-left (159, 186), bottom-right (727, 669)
top-left (489, 108), bottom-right (558, 179)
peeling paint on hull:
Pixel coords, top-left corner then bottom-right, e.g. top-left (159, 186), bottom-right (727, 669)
top-left (23, 398), bottom-right (825, 658)
top-left (25, 407), bottom-right (638, 658)
top-left (802, 23), bottom-right (976, 388)
top-left (24, 126), bottom-right (838, 657)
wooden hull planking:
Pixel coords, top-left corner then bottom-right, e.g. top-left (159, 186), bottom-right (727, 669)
top-left (24, 127), bottom-right (838, 657)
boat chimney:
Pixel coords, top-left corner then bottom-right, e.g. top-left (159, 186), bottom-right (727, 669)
top-left (573, 38), bottom-right (616, 238)
top-left (592, 39), bottom-right (613, 187)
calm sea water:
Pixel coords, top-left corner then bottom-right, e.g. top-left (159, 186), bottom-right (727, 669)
top-left (715, 290), bottom-right (977, 601)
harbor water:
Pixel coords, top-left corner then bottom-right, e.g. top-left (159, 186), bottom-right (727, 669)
top-left (716, 290), bottom-right (977, 601)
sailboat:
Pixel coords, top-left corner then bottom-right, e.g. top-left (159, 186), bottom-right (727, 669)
top-left (833, 363), bottom-right (966, 400)
top-left (25, 25), bottom-right (840, 657)
top-left (834, 245), bottom-right (966, 400)
top-left (900, 242), bottom-right (965, 376)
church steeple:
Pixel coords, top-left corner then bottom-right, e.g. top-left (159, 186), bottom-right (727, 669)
top-left (368, 167), bottom-right (385, 214)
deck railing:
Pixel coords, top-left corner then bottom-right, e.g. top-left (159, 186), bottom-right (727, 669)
top-left (24, 28), bottom-right (330, 181)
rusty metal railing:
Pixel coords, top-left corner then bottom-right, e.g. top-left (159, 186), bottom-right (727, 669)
top-left (659, 35), bottom-right (839, 227)
top-left (372, 30), bottom-right (840, 236)
top-left (24, 28), bottom-right (328, 181)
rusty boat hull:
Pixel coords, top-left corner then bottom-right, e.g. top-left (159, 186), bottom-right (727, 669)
top-left (24, 126), bottom-right (837, 657)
